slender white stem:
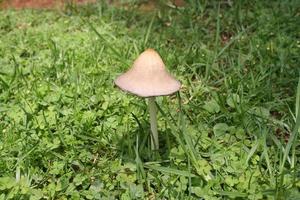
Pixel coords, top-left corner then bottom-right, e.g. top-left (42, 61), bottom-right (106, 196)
top-left (148, 97), bottom-right (158, 150)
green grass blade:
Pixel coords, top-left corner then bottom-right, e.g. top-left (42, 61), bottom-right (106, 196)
top-left (246, 140), bottom-right (259, 165)
top-left (0, 76), bottom-right (9, 89)
top-left (81, 17), bottom-right (128, 65)
top-left (143, 14), bottom-right (155, 47)
top-left (263, 134), bottom-right (273, 177)
top-left (296, 76), bottom-right (300, 118)
top-left (280, 76), bottom-right (300, 172)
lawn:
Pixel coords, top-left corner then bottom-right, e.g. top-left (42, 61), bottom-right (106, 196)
top-left (0, 0), bottom-right (300, 199)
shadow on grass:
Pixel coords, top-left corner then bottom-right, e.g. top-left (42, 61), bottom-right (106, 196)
top-left (116, 118), bottom-right (177, 163)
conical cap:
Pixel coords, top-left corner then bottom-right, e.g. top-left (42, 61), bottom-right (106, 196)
top-left (115, 49), bottom-right (181, 97)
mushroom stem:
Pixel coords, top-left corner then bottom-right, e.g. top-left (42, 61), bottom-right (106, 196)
top-left (148, 97), bottom-right (159, 150)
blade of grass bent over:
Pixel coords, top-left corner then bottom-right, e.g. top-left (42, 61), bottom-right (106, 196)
top-left (81, 17), bottom-right (129, 65)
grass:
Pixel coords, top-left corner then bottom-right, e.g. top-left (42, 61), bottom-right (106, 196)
top-left (0, 0), bottom-right (300, 199)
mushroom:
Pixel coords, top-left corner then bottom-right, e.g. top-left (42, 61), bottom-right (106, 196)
top-left (115, 49), bottom-right (181, 150)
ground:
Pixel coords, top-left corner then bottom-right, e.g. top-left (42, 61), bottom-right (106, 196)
top-left (1, 0), bottom-right (97, 9)
top-left (0, 1), bottom-right (299, 199)
top-left (0, 0), bottom-right (184, 9)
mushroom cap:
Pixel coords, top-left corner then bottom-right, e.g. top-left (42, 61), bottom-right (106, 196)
top-left (115, 49), bottom-right (181, 97)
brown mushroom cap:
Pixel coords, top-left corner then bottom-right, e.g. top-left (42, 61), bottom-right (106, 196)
top-left (115, 49), bottom-right (181, 97)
